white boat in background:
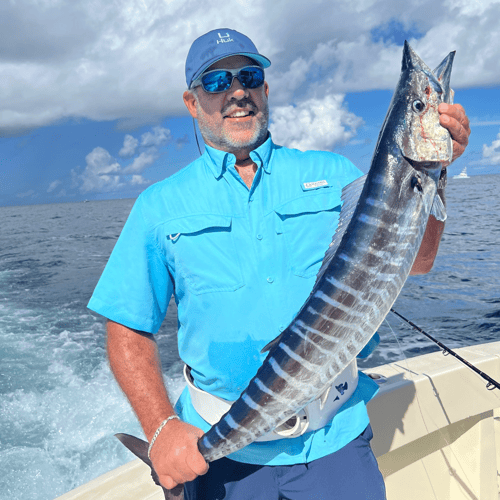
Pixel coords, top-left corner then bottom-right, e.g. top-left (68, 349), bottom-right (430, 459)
top-left (55, 341), bottom-right (500, 500)
top-left (453, 167), bottom-right (470, 179)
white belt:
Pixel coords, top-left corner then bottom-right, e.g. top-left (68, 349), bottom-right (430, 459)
top-left (184, 360), bottom-right (358, 441)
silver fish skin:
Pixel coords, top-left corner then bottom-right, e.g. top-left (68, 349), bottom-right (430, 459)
top-left (195, 41), bottom-right (455, 462)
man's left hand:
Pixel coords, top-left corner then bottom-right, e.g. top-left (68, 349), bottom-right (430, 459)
top-left (438, 103), bottom-right (471, 165)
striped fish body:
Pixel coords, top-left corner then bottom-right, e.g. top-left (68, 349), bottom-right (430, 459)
top-left (198, 41), bottom-right (455, 462)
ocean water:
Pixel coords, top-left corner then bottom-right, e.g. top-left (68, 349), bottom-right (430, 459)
top-left (0, 174), bottom-right (499, 499)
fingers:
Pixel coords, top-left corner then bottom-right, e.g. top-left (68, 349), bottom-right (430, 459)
top-left (160, 474), bottom-right (180, 490)
top-left (438, 103), bottom-right (471, 162)
top-left (158, 452), bottom-right (208, 489)
top-left (186, 447), bottom-right (210, 476)
top-left (150, 421), bottom-right (208, 490)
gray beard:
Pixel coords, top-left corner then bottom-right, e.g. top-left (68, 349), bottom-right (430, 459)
top-left (195, 97), bottom-right (270, 154)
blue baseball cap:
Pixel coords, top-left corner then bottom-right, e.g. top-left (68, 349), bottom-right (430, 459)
top-left (185, 28), bottom-right (271, 89)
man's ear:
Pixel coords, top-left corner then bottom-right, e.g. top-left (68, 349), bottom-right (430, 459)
top-left (183, 90), bottom-right (198, 118)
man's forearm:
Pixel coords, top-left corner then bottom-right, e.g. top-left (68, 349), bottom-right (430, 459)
top-left (410, 168), bottom-right (447, 275)
top-left (106, 320), bottom-right (176, 441)
top-left (410, 215), bottom-right (444, 275)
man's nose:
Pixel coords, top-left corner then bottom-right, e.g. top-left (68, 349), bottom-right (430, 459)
top-left (228, 77), bottom-right (249, 99)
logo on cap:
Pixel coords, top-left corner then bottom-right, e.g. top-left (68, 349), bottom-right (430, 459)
top-left (217, 32), bottom-right (234, 44)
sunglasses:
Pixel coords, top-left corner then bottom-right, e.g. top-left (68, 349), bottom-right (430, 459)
top-left (192, 65), bottom-right (265, 93)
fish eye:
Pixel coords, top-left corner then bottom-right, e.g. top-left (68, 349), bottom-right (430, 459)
top-left (412, 99), bottom-right (425, 113)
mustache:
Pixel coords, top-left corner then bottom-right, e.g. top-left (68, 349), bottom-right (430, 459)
top-left (222, 99), bottom-right (258, 115)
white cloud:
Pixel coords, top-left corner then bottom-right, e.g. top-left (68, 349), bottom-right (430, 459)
top-left (79, 147), bottom-right (123, 193)
top-left (481, 131), bottom-right (500, 165)
top-left (1, 0), bottom-right (500, 135)
top-left (119, 134), bottom-right (139, 157)
top-left (16, 189), bottom-right (36, 199)
top-left (85, 147), bottom-right (120, 175)
top-left (130, 175), bottom-right (151, 186)
top-left (122, 151), bottom-right (157, 174)
top-left (47, 179), bottom-right (62, 192)
top-left (74, 123), bottom-right (165, 193)
top-left (141, 126), bottom-right (171, 147)
top-left (269, 95), bottom-right (363, 151)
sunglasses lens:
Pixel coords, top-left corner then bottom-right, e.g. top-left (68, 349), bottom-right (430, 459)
top-left (201, 71), bottom-right (233, 93)
top-left (238, 67), bottom-right (264, 89)
top-left (201, 67), bottom-right (265, 93)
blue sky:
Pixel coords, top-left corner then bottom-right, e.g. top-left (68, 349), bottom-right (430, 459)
top-left (1, 0), bottom-right (500, 207)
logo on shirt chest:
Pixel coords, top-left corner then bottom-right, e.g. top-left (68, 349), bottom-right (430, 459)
top-left (302, 180), bottom-right (328, 190)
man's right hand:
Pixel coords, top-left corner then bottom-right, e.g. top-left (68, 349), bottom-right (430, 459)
top-left (149, 418), bottom-right (209, 489)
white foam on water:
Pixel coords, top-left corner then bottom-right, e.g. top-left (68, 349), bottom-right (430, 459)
top-left (0, 297), bottom-right (185, 500)
top-left (0, 349), bottom-right (185, 499)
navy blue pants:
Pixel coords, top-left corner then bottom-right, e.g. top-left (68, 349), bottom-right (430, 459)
top-left (184, 425), bottom-right (386, 500)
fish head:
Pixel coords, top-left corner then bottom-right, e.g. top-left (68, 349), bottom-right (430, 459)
top-left (393, 41), bottom-right (455, 169)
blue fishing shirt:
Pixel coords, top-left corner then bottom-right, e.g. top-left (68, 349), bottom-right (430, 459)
top-left (88, 134), bottom-right (380, 465)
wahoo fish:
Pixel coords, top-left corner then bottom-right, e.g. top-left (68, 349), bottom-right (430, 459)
top-left (116, 41), bottom-right (454, 491)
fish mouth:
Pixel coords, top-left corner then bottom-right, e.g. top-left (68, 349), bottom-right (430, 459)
top-left (403, 155), bottom-right (443, 171)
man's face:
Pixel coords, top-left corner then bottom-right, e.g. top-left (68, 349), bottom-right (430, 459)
top-left (183, 55), bottom-right (270, 155)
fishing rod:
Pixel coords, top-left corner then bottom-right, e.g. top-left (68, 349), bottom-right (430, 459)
top-left (390, 308), bottom-right (500, 391)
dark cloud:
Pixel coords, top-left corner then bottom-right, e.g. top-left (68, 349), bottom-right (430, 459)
top-left (0, 2), bottom-right (97, 62)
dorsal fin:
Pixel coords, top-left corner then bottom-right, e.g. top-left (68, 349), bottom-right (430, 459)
top-left (261, 332), bottom-right (286, 353)
top-left (261, 174), bottom-right (367, 355)
top-left (314, 174), bottom-right (367, 286)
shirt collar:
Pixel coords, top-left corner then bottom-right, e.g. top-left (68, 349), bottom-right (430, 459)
top-left (203, 133), bottom-right (274, 179)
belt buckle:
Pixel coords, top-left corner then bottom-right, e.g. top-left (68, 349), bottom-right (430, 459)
top-left (273, 409), bottom-right (310, 438)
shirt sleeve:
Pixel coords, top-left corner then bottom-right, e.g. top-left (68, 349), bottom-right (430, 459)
top-left (339, 154), bottom-right (364, 185)
top-left (87, 194), bottom-right (173, 333)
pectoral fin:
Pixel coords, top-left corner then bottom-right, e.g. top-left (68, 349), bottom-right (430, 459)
top-left (430, 194), bottom-right (447, 221)
top-left (260, 331), bottom-right (287, 353)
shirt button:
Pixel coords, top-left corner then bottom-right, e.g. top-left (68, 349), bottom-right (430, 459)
top-left (256, 234), bottom-right (263, 240)
top-left (267, 276), bottom-right (274, 283)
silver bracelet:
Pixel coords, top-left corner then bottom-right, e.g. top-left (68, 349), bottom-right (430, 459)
top-left (148, 415), bottom-right (180, 460)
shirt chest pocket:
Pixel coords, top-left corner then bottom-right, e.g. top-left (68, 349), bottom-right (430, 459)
top-left (274, 192), bottom-right (342, 279)
top-left (166, 215), bottom-right (245, 295)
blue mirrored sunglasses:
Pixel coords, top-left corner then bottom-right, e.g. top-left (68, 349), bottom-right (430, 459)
top-left (192, 65), bottom-right (265, 93)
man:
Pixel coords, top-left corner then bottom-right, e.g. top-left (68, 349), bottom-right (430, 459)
top-left (88, 29), bottom-right (470, 499)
